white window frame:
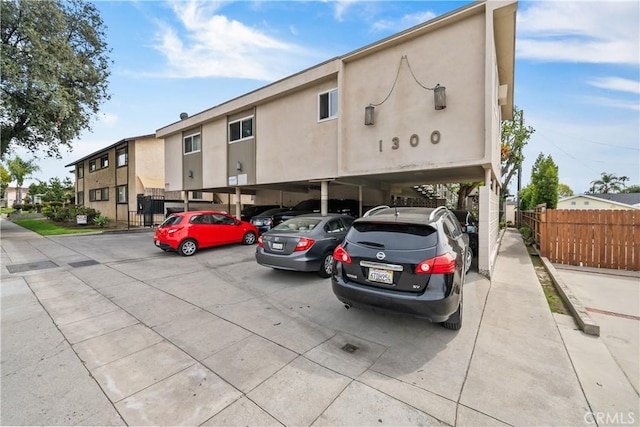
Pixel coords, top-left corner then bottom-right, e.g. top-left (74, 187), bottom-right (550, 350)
top-left (184, 132), bottom-right (201, 154)
top-left (228, 115), bottom-right (254, 143)
top-left (318, 88), bottom-right (338, 122)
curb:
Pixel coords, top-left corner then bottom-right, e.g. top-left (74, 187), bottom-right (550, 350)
top-left (540, 256), bottom-right (600, 337)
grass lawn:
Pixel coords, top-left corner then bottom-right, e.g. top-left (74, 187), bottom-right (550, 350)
top-left (12, 218), bottom-right (103, 236)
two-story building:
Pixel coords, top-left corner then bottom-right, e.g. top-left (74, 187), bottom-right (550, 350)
top-left (65, 134), bottom-right (166, 222)
top-left (154, 1), bottom-right (516, 276)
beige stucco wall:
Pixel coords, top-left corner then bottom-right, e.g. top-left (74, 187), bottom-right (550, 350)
top-left (256, 79), bottom-right (339, 183)
top-left (557, 197), bottom-right (636, 210)
top-left (164, 133), bottom-right (183, 192)
top-left (341, 12), bottom-right (485, 178)
top-left (202, 120), bottom-right (228, 188)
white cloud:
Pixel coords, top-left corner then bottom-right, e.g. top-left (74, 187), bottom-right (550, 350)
top-left (372, 11), bottom-right (437, 33)
top-left (581, 95), bottom-right (640, 111)
top-left (152, 0), bottom-right (312, 81)
top-left (588, 77), bottom-right (640, 95)
top-left (517, 1), bottom-right (639, 65)
top-left (332, 0), bottom-right (357, 22)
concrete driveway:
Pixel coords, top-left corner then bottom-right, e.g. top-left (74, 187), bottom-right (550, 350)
top-left (0, 222), bottom-right (620, 425)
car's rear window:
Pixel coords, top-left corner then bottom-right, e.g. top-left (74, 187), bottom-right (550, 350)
top-left (273, 218), bottom-right (321, 232)
top-left (348, 221), bottom-right (437, 250)
top-left (160, 216), bottom-right (183, 227)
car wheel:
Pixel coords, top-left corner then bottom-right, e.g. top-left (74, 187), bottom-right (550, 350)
top-left (242, 231), bottom-right (257, 245)
top-left (442, 291), bottom-right (463, 330)
top-left (318, 252), bottom-right (334, 278)
top-left (465, 247), bottom-right (473, 274)
top-left (178, 239), bottom-right (198, 256)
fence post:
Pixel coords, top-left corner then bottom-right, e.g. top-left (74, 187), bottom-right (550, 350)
top-left (539, 206), bottom-right (547, 257)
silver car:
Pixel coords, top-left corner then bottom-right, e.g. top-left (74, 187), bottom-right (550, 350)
top-left (255, 214), bottom-right (354, 277)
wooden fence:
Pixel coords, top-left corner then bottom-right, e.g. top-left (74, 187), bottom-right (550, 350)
top-left (521, 208), bottom-right (640, 271)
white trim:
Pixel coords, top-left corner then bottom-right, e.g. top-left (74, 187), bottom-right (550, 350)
top-left (183, 132), bottom-right (201, 155)
top-left (228, 115), bottom-right (254, 144)
top-left (317, 88), bottom-right (338, 122)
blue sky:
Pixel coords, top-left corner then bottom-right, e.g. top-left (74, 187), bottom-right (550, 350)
top-left (15, 0), bottom-right (640, 195)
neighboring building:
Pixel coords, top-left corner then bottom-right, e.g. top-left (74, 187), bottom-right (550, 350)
top-left (65, 135), bottom-right (166, 222)
top-left (3, 186), bottom-right (30, 207)
top-left (155, 1), bottom-right (516, 276)
top-left (558, 193), bottom-right (640, 210)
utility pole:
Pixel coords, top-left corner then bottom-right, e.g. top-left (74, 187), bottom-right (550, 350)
top-left (516, 110), bottom-right (523, 228)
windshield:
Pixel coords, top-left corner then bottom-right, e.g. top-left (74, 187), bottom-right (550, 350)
top-left (292, 199), bottom-right (319, 211)
top-left (273, 218), bottom-right (321, 232)
top-left (160, 215), bottom-right (183, 227)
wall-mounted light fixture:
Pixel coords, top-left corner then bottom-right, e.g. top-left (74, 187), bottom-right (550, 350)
top-left (236, 161), bottom-right (243, 171)
top-left (364, 55), bottom-right (446, 126)
top-left (188, 170), bottom-right (194, 178)
top-left (364, 105), bottom-right (375, 126)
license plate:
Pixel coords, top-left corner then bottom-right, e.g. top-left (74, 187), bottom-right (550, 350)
top-left (368, 268), bottom-right (393, 284)
top-left (271, 242), bottom-right (284, 250)
top-left (155, 240), bottom-right (160, 247)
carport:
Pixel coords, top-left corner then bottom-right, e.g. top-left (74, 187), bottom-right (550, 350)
top-left (156, 1), bottom-right (516, 277)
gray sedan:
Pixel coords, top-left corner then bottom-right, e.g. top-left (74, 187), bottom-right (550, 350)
top-left (256, 214), bottom-right (355, 277)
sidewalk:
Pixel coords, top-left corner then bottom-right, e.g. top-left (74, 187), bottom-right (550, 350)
top-left (2, 220), bottom-right (635, 425)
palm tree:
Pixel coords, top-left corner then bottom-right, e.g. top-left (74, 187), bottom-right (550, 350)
top-left (6, 156), bottom-right (40, 205)
top-left (589, 172), bottom-right (629, 194)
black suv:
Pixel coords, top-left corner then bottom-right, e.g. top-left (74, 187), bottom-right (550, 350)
top-left (271, 198), bottom-right (359, 227)
top-left (331, 206), bottom-right (470, 330)
top-left (240, 204), bottom-right (282, 222)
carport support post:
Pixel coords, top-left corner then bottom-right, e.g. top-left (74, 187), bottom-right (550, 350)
top-left (235, 187), bottom-right (242, 219)
top-left (182, 191), bottom-right (189, 212)
top-left (321, 180), bottom-right (328, 216)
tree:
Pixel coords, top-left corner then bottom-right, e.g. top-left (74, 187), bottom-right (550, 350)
top-left (519, 184), bottom-right (535, 211)
top-left (6, 156), bottom-right (39, 204)
top-left (557, 183), bottom-right (573, 199)
top-left (455, 182), bottom-right (481, 210)
top-left (530, 153), bottom-right (559, 209)
top-left (501, 106), bottom-right (535, 196)
top-left (621, 185), bottom-right (640, 193)
top-left (0, 164), bottom-right (10, 199)
top-left (1, 0), bottom-right (111, 159)
top-left (28, 176), bottom-right (74, 203)
top-left (589, 172), bottom-right (629, 194)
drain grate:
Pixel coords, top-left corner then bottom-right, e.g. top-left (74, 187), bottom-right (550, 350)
top-left (6, 260), bottom-right (59, 273)
top-left (69, 260), bottom-right (100, 268)
top-left (341, 343), bottom-right (359, 354)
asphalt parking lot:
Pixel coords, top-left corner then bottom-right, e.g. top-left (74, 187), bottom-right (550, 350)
top-left (1, 221), bottom-right (638, 426)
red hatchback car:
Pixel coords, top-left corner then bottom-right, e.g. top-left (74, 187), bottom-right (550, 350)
top-left (154, 210), bottom-right (259, 256)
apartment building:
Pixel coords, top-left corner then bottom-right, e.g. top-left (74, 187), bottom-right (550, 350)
top-left (155, 1), bottom-right (516, 276)
top-left (65, 134), bottom-right (165, 222)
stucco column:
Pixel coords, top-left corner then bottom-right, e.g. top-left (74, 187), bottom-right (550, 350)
top-left (484, 168), bottom-right (492, 190)
top-left (321, 180), bottom-right (328, 216)
top-left (235, 187), bottom-right (242, 219)
top-left (182, 191), bottom-right (189, 212)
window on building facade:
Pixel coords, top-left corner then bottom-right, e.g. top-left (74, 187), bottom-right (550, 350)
top-left (318, 89), bottom-right (338, 121)
top-left (77, 165), bottom-right (84, 178)
top-left (89, 160), bottom-right (96, 172)
top-left (89, 187), bottom-right (109, 202)
top-left (584, 201), bottom-right (590, 205)
top-left (571, 201), bottom-right (576, 205)
top-left (100, 154), bottom-right (109, 168)
top-left (192, 191), bottom-right (203, 199)
top-left (116, 148), bottom-right (128, 167)
top-left (229, 116), bottom-right (254, 142)
top-left (117, 185), bottom-right (127, 203)
top-left (77, 191), bottom-right (84, 205)
top-left (184, 133), bottom-right (201, 154)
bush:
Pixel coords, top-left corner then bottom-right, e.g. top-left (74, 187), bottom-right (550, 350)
top-left (93, 215), bottom-right (110, 227)
top-left (43, 204), bottom-right (101, 224)
top-left (519, 226), bottom-right (534, 246)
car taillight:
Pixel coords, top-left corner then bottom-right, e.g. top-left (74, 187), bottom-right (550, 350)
top-left (333, 245), bottom-right (352, 264)
top-left (294, 237), bottom-right (315, 252)
top-left (258, 236), bottom-right (264, 248)
top-left (266, 219), bottom-right (272, 226)
top-left (415, 253), bottom-right (456, 274)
